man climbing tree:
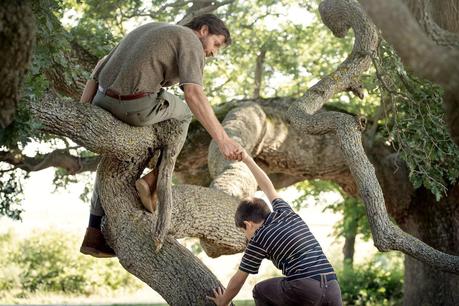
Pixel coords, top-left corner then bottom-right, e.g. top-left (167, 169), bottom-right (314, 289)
top-left (78, 14), bottom-right (243, 257)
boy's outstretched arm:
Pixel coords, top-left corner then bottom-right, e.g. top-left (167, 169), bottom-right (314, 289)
top-left (241, 150), bottom-right (279, 202)
top-left (207, 270), bottom-right (248, 306)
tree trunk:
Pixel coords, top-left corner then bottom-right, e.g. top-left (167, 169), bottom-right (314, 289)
top-left (401, 184), bottom-right (459, 306)
top-left (0, 1), bottom-right (35, 128)
top-left (343, 234), bottom-right (356, 270)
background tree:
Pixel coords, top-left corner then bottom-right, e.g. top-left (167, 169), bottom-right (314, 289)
top-left (1, 0), bottom-right (459, 305)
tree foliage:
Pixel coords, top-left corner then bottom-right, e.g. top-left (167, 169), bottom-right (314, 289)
top-left (372, 41), bottom-right (459, 201)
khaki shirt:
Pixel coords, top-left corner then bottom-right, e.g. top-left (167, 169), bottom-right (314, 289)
top-left (93, 23), bottom-right (205, 94)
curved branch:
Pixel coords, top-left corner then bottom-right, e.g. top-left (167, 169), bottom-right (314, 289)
top-left (334, 113), bottom-right (459, 273)
top-left (286, 0), bottom-right (459, 273)
top-left (289, 0), bottom-right (379, 113)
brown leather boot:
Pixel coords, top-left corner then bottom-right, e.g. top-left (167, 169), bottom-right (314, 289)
top-left (80, 227), bottom-right (116, 258)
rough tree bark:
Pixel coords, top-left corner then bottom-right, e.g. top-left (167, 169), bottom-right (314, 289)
top-left (30, 93), bottom-right (246, 305)
top-left (0, 1), bottom-right (35, 128)
top-left (400, 185), bottom-right (459, 306)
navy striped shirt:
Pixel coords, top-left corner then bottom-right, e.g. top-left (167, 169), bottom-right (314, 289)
top-left (239, 198), bottom-right (335, 281)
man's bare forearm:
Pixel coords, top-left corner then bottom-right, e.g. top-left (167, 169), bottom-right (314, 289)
top-left (80, 79), bottom-right (98, 103)
top-left (185, 88), bottom-right (228, 143)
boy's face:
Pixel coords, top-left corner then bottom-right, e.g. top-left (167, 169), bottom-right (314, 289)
top-left (241, 221), bottom-right (263, 242)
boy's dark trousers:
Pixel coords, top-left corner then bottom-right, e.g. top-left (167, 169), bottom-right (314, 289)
top-left (252, 274), bottom-right (342, 306)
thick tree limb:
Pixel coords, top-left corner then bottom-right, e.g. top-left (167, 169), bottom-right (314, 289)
top-left (0, 1), bottom-right (35, 128)
top-left (208, 103), bottom-right (267, 198)
top-left (359, 0), bottom-right (459, 146)
top-left (29, 93), bottom-right (179, 160)
top-left (402, 0), bottom-right (459, 49)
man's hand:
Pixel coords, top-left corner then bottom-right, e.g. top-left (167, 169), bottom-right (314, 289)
top-left (217, 137), bottom-right (243, 161)
top-left (206, 287), bottom-right (230, 306)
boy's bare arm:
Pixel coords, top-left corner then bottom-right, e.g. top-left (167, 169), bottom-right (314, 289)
top-left (241, 150), bottom-right (279, 202)
top-left (207, 270), bottom-right (248, 306)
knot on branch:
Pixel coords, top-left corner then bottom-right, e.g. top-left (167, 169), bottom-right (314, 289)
top-left (357, 116), bottom-right (367, 131)
top-left (346, 82), bottom-right (365, 99)
top-left (319, 0), bottom-right (351, 38)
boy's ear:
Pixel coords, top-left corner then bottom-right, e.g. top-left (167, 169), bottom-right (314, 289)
top-left (243, 220), bottom-right (251, 229)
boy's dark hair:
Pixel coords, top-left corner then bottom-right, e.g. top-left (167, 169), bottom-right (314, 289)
top-left (235, 197), bottom-right (271, 229)
top-left (184, 14), bottom-right (232, 45)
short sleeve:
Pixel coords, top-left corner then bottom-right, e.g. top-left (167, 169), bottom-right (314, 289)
top-left (239, 240), bottom-right (267, 274)
top-left (271, 198), bottom-right (293, 213)
top-left (91, 46), bottom-right (118, 81)
top-left (177, 32), bottom-right (205, 87)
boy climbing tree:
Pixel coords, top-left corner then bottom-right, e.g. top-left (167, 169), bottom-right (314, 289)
top-left (208, 149), bottom-right (343, 306)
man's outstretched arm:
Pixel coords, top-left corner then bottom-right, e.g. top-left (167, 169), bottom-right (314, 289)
top-left (183, 84), bottom-right (242, 160)
top-left (241, 150), bottom-right (279, 202)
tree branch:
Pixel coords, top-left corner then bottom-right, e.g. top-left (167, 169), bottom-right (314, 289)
top-left (178, 0), bottom-right (235, 25)
top-left (0, 149), bottom-right (100, 174)
top-left (29, 93), bottom-right (183, 161)
top-left (285, 0), bottom-right (459, 273)
top-left (289, 0), bottom-right (379, 114)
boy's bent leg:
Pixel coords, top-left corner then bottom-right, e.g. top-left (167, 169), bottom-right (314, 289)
top-left (253, 277), bottom-right (288, 306)
top-left (324, 280), bottom-right (343, 306)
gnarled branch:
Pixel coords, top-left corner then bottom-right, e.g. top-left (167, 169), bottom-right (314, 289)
top-left (284, 0), bottom-right (459, 273)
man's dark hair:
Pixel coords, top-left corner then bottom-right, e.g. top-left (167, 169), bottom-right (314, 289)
top-left (184, 14), bottom-right (232, 45)
top-left (235, 197), bottom-right (271, 229)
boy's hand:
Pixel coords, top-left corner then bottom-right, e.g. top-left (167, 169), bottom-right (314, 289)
top-left (240, 148), bottom-right (249, 162)
top-left (206, 287), bottom-right (230, 306)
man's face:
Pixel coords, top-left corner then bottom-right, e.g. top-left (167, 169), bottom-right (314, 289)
top-left (196, 25), bottom-right (226, 57)
top-left (200, 34), bottom-right (226, 57)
